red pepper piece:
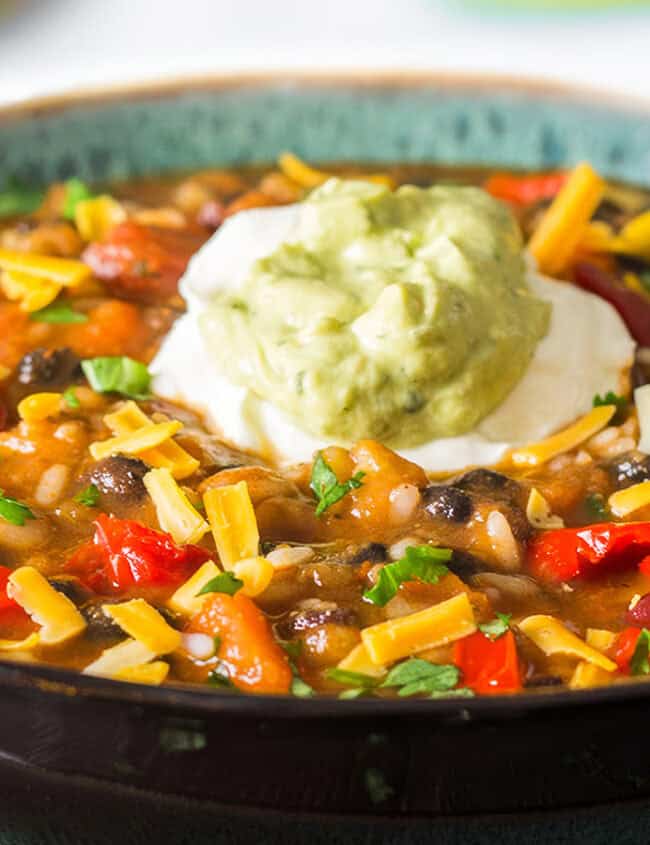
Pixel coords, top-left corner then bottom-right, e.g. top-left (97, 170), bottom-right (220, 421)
top-left (453, 629), bottom-right (522, 695)
top-left (82, 221), bottom-right (207, 304)
top-left (573, 262), bottom-right (650, 346)
top-left (484, 171), bottom-right (567, 205)
top-left (614, 626), bottom-right (642, 674)
top-left (0, 565), bottom-right (19, 612)
top-left (528, 522), bottom-right (650, 582)
top-left (66, 514), bottom-right (211, 594)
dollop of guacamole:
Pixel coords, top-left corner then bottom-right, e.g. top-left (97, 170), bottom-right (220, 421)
top-left (200, 179), bottom-right (550, 447)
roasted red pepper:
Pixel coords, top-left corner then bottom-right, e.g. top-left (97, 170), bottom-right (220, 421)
top-left (453, 629), bottom-right (522, 695)
top-left (82, 221), bottom-right (206, 304)
top-left (484, 171), bottom-right (567, 205)
top-left (66, 514), bottom-right (211, 593)
top-left (528, 522), bottom-right (650, 583)
top-left (573, 262), bottom-right (650, 346)
top-left (0, 565), bottom-right (19, 612)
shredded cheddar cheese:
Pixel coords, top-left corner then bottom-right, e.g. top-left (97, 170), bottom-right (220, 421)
top-left (89, 420), bottom-right (183, 462)
top-left (83, 638), bottom-right (156, 678)
top-left (569, 661), bottom-right (614, 690)
top-left (361, 592), bottom-right (476, 666)
top-left (143, 467), bottom-right (209, 545)
top-left (608, 480), bottom-right (650, 518)
top-left (278, 152), bottom-right (395, 190)
top-left (518, 615), bottom-right (616, 672)
top-left (103, 599), bottom-right (181, 654)
top-left (17, 392), bottom-right (63, 423)
top-left (74, 195), bottom-right (127, 242)
top-left (526, 488), bottom-right (564, 530)
top-left (510, 405), bottom-right (616, 467)
top-left (232, 556), bottom-right (274, 598)
top-left (113, 661), bottom-right (170, 686)
top-left (7, 566), bottom-right (86, 645)
top-left (337, 642), bottom-right (387, 679)
top-left (585, 627), bottom-right (617, 653)
top-left (0, 633), bottom-right (40, 652)
top-left (167, 560), bottom-right (222, 616)
top-left (203, 482), bottom-right (259, 570)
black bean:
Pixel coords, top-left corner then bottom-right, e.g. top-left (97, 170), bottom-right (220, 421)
top-left (81, 603), bottom-right (124, 641)
top-left (346, 543), bottom-right (388, 565)
top-left (424, 485), bottom-right (472, 523)
top-left (454, 468), bottom-right (521, 498)
top-left (447, 550), bottom-right (488, 578)
top-left (17, 347), bottom-right (80, 388)
top-left (48, 576), bottom-right (91, 606)
top-left (277, 604), bottom-right (358, 638)
top-left (608, 454), bottom-right (650, 489)
top-left (87, 455), bottom-right (149, 503)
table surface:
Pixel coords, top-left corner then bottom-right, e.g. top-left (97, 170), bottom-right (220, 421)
top-left (1, 0), bottom-right (650, 107)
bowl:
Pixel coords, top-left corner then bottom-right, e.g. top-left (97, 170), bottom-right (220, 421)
top-left (2, 73), bottom-right (650, 838)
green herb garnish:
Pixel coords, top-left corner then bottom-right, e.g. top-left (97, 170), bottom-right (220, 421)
top-left (363, 545), bottom-right (451, 607)
top-left (196, 572), bottom-right (243, 597)
top-left (30, 302), bottom-right (88, 324)
top-left (62, 387), bottom-right (81, 409)
top-left (310, 452), bottom-right (364, 517)
top-left (291, 676), bottom-right (315, 698)
top-left (380, 659), bottom-right (467, 698)
top-left (280, 641), bottom-right (315, 698)
top-left (584, 492), bottom-right (610, 522)
top-left (63, 178), bottom-right (93, 220)
top-left (479, 612), bottom-right (512, 641)
top-left (74, 484), bottom-right (100, 507)
top-left (631, 629), bottom-right (650, 676)
top-left (593, 390), bottom-right (628, 423)
top-left (207, 667), bottom-right (235, 688)
top-left (0, 490), bottom-right (36, 526)
top-left (0, 186), bottom-right (44, 219)
top-left (326, 667), bottom-right (379, 700)
top-left (81, 356), bottom-right (151, 399)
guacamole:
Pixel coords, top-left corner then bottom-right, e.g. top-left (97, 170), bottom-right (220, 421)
top-left (199, 179), bottom-right (550, 447)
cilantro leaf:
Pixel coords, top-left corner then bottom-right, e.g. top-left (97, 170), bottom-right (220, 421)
top-left (196, 572), bottom-right (243, 597)
top-left (74, 484), bottom-right (100, 507)
top-left (584, 492), bottom-right (610, 522)
top-left (0, 490), bottom-right (36, 526)
top-left (63, 178), bottom-right (93, 220)
top-left (310, 452), bottom-right (364, 516)
top-left (207, 666), bottom-right (235, 688)
top-left (30, 302), bottom-right (88, 324)
top-left (326, 668), bottom-right (379, 688)
top-left (363, 545), bottom-right (451, 607)
top-left (81, 356), bottom-right (151, 399)
top-left (631, 629), bottom-right (650, 676)
top-left (62, 387), bottom-right (81, 409)
top-left (593, 391), bottom-right (628, 423)
top-left (479, 612), bottom-right (512, 641)
top-left (380, 659), bottom-right (461, 697)
top-left (291, 675), bottom-right (315, 698)
top-left (0, 186), bottom-right (44, 219)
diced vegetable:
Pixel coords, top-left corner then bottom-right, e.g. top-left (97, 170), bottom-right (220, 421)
top-left (510, 405), bottom-right (616, 467)
top-left (361, 592), bottom-right (476, 666)
top-left (0, 249), bottom-right (91, 286)
top-left (74, 196), bottom-right (126, 242)
top-left (569, 661), bottom-right (614, 690)
top-left (89, 420), bottom-right (182, 462)
top-left (7, 566), bottom-right (86, 645)
top-left (83, 638), bottom-right (156, 678)
top-left (0, 566), bottom-right (21, 613)
top-left (518, 615), bottom-right (616, 671)
top-left (143, 467), bottom-right (208, 545)
top-left (527, 522), bottom-right (650, 582)
top-left (585, 628), bottom-right (617, 653)
top-left (103, 598), bottom-right (181, 654)
top-left (203, 481), bottom-right (259, 570)
top-left (636, 385), bottom-right (650, 454)
top-left (66, 514), bottom-right (211, 593)
top-left (484, 170), bottom-right (567, 205)
top-left (453, 629), bottom-right (521, 695)
top-left (17, 392), bottom-right (62, 423)
top-left (167, 560), bottom-right (222, 616)
top-left (528, 162), bottom-right (605, 275)
top-left (614, 627), bottom-right (650, 675)
top-left (526, 488), bottom-right (564, 530)
top-left (104, 401), bottom-right (199, 480)
top-left (187, 592), bottom-right (292, 694)
top-left (81, 356), bottom-right (151, 399)
top-left (363, 545), bottom-right (451, 607)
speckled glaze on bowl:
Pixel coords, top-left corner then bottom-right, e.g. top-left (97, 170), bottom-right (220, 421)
top-left (2, 74), bottom-right (650, 839)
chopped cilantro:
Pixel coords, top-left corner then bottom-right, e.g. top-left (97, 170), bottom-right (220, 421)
top-left (0, 490), bottom-right (36, 526)
top-left (310, 452), bottom-right (364, 516)
top-left (74, 484), bottom-right (100, 508)
top-left (81, 356), bottom-right (151, 399)
top-left (0, 185), bottom-right (44, 219)
top-left (29, 302), bottom-right (88, 324)
top-left (196, 572), bottom-right (243, 597)
top-left (63, 178), bottom-right (93, 220)
top-left (584, 492), bottom-right (610, 521)
top-left (281, 641), bottom-right (315, 697)
top-left (326, 667), bottom-right (379, 700)
top-left (631, 629), bottom-right (650, 676)
top-left (593, 391), bottom-right (628, 423)
top-left (380, 658), bottom-right (464, 698)
top-left (479, 612), bottom-right (512, 641)
top-left (363, 545), bottom-right (451, 607)
top-left (291, 676), bottom-right (315, 698)
top-left (62, 387), bottom-right (81, 409)
top-left (207, 667), bottom-right (234, 688)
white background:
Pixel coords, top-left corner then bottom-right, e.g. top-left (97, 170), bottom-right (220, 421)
top-left (1, 0), bottom-right (650, 105)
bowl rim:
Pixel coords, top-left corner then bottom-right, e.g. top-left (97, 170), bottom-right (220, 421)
top-left (1, 67), bottom-right (649, 716)
top-left (2, 68), bottom-right (650, 126)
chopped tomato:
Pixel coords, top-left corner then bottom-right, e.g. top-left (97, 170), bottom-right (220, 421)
top-left (453, 629), bottom-right (522, 695)
top-left (528, 523), bottom-right (650, 583)
top-left (82, 221), bottom-right (207, 303)
top-left (66, 514), bottom-right (211, 593)
top-left (187, 592), bottom-right (292, 695)
top-left (0, 565), bottom-right (19, 612)
top-left (613, 626), bottom-right (642, 674)
top-left (484, 171), bottom-right (567, 205)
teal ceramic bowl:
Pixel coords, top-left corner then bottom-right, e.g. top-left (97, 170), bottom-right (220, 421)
top-left (2, 74), bottom-right (650, 843)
